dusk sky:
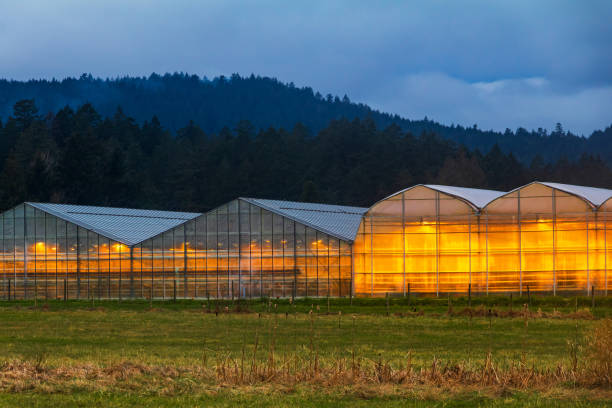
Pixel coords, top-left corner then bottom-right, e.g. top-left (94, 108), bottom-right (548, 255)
top-left (1, 0), bottom-right (611, 135)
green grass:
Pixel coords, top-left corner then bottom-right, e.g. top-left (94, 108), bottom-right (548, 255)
top-left (0, 297), bottom-right (609, 407)
top-left (0, 390), bottom-right (609, 408)
top-left (0, 304), bottom-right (596, 367)
top-left (2, 293), bottom-right (611, 315)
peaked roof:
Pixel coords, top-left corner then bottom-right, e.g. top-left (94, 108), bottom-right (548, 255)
top-left (374, 184), bottom-right (506, 211)
top-left (423, 184), bottom-right (507, 209)
top-left (538, 182), bottom-right (612, 207)
top-left (240, 198), bottom-right (367, 242)
top-left (27, 203), bottom-right (201, 246)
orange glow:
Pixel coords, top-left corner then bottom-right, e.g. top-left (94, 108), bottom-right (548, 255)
top-left (30, 242), bottom-right (58, 255)
top-left (355, 215), bottom-right (608, 295)
top-left (352, 183), bottom-right (612, 296)
top-left (311, 239), bottom-right (328, 251)
top-left (112, 243), bottom-right (129, 253)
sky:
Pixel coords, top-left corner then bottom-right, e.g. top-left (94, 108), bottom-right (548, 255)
top-left (1, 0), bottom-right (611, 135)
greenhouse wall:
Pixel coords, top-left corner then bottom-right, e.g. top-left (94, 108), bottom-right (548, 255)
top-left (354, 183), bottom-right (611, 296)
top-left (0, 204), bottom-right (132, 300)
top-left (1, 182), bottom-right (610, 300)
top-left (165, 199), bottom-right (353, 299)
top-left (0, 200), bottom-right (353, 300)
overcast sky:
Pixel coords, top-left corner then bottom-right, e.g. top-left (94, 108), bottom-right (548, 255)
top-left (1, 0), bottom-right (610, 134)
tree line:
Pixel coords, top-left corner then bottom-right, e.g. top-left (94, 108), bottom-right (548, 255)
top-left (0, 99), bottom-right (611, 212)
top-left (1, 73), bottom-right (611, 166)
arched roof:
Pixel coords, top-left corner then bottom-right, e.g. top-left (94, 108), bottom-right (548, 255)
top-left (484, 181), bottom-right (612, 210)
top-left (370, 184), bottom-right (506, 212)
top-left (600, 196), bottom-right (612, 210)
top-left (425, 185), bottom-right (507, 209)
top-left (539, 182), bottom-right (612, 207)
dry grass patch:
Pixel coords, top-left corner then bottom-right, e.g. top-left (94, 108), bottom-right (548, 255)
top-left (0, 319), bottom-right (609, 399)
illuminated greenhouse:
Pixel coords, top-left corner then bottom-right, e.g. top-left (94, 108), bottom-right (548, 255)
top-left (0, 199), bottom-right (364, 299)
top-left (354, 182), bottom-right (612, 296)
top-left (1, 181), bottom-right (610, 300)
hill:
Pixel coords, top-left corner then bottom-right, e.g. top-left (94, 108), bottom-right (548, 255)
top-left (1, 73), bottom-right (610, 164)
top-left (0, 99), bottom-right (611, 212)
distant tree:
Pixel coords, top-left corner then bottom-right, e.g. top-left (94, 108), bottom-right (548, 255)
top-left (436, 148), bottom-right (486, 187)
top-left (12, 99), bottom-right (39, 131)
top-left (300, 181), bottom-right (320, 203)
top-left (0, 74), bottom-right (609, 166)
top-left (0, 99), bottom-right (609, 212)
top-left (0, 155), bottom-right (26, 207)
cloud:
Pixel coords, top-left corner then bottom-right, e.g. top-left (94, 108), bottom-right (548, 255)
top-left (0, 0), bottom-right (610, 134)
top-left (367, 73), bottom-right (612, 135)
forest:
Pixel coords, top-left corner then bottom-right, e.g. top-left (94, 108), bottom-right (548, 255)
top-left (0, 98), bottom-right (611, 213)
top-left (1, 73), bottom-right (611, 166)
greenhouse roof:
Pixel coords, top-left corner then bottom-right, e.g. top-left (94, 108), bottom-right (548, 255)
top-left (376, 184), bottom-right (506, 210)
top-left (423, 185), bottom-right (506, 209)
top-left (240, 198), bottom-right (367, 242)
top-left (539, 182), bottom-right (612, 207)
top-left (26, 203), bottom-right (201, 246)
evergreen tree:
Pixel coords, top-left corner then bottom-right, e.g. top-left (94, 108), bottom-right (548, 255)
top-left (12, 99), bottom-right (39, 131)
top-left (0, 100), bottom-right (608, 212)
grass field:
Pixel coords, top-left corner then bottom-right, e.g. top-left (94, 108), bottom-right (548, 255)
top-left (0, 296), bottom-right (610, 407)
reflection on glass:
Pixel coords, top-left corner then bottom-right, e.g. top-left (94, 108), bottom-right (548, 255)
top-left (0, 200), bottom-right (353, 299)
top-left (354, 184), bottom-right (610, 296)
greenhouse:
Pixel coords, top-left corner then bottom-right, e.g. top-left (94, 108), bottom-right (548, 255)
top-left (0, 199), bottom-right (364, 300)
top-left (0, 181), bottom-right (610, 300)
top-left (353, 182), bottom-right (612, 296)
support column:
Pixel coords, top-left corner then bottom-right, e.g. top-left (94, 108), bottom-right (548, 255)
top-left (586, 213), bottom-right (590, 295)
top-left (485, 213), bottom-right (489, 295)
top-left (435, 192), bottom-right (440, 297)
top-left (76, 230), bottom-right (80, 299)
top-left (370, 218), bottom-right (374, 297)
top-left (293, 221), bottom-right (297, 299)
top-left (518, 190), bottom-right (522, 297)
top-left (605, 215), bottom-right (608, 296)
top-left (468, 213), bottom-right (472, 292)
top-left (552, 189), bottom-right (557, 295)
top-left (402, 193), bottom-right (406, 296)
top-left (350, 242), bottom-right (355, 299)
top-left (237, 207), bottom-right (242, 299)
top-left (129, 246), bottom-right (134, 299)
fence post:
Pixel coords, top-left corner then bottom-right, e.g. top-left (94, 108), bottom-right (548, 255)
top-left (64, 278), bottom-right (67, 301)
top-left (527, 285), bottom-right (531, 307)
top-left (407, 283), bottom-right (410, 306)
top-left (386, 292), bottom-right (389, 316)
top-left (183, 269), bottom-right (188, 299)
top-left (591, 285), bottom-right (595, 311)
top-left (468, 283), bottom-right (471, 308)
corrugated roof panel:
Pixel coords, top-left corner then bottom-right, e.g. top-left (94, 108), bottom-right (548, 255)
top-left (240, 198), bottom-right (367, 242)
top-left (540, 182), bottom-right (612, 207)
top-left (26, 203), bottom-right (201, 246)
top-left (424, 184), bottom-right (507, 209)
top-left (373, 184), bottom-right (506, 210)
